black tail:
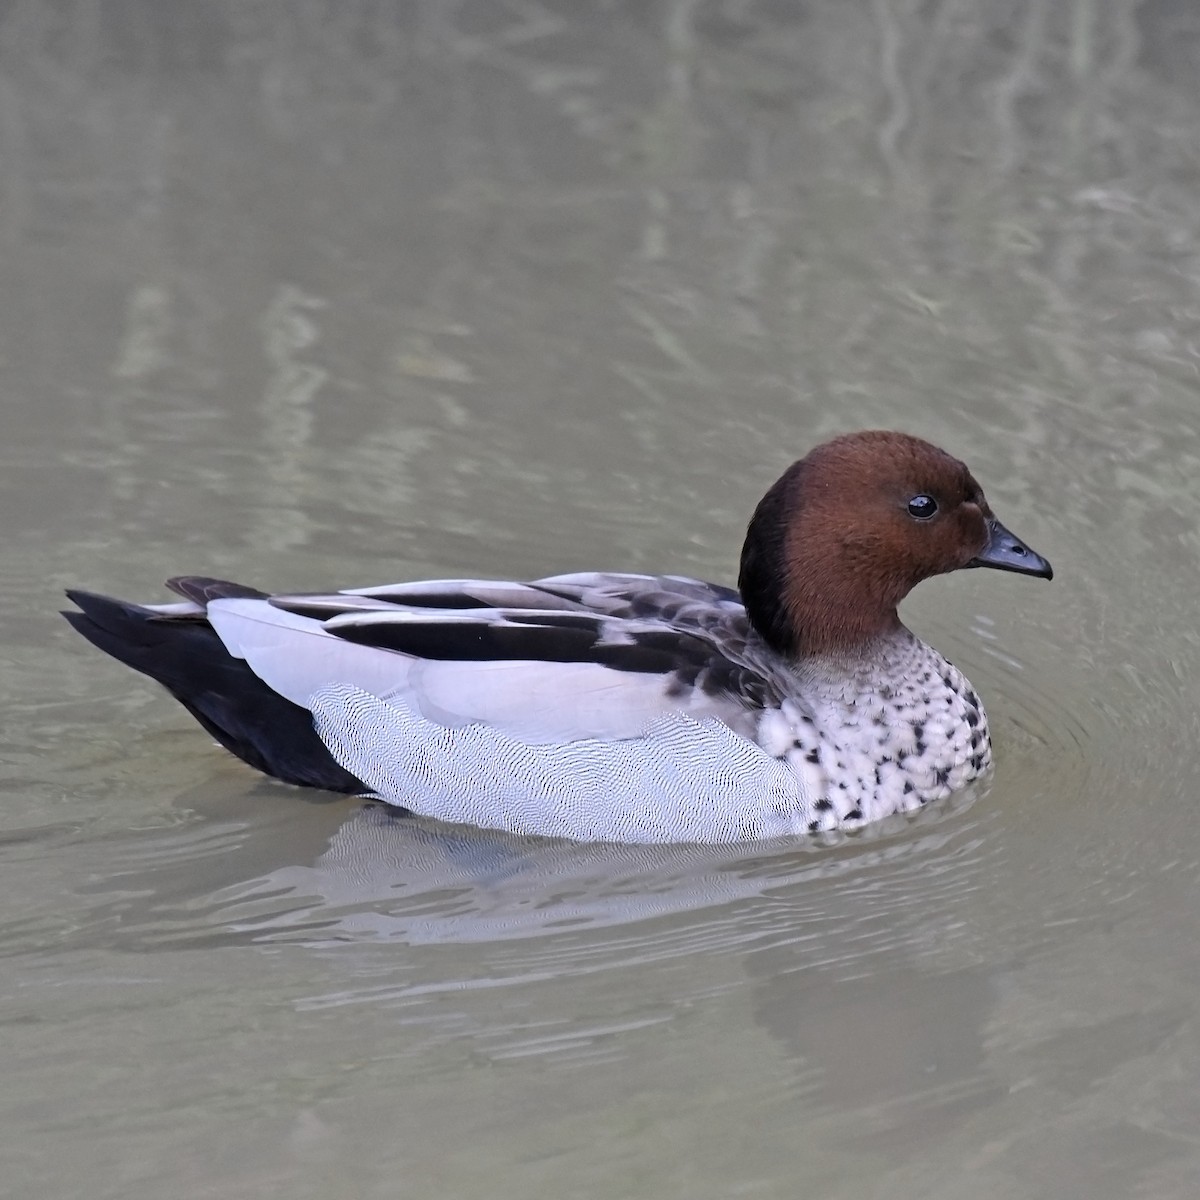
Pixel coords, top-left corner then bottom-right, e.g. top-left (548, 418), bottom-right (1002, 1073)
top-left (63, 589), bottom-right (364, 793)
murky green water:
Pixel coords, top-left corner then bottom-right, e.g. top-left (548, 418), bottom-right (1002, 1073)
top-left (4, 2), bottom-right (1200, 1196)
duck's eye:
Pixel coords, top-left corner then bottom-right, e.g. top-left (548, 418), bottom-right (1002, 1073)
top-left (907, 494), bottom-right (939, 520)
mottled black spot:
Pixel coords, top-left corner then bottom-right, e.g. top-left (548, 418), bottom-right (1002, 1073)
top-left (966, 689), bottom-right (980, 708)
top-left (896, 749), bottom-right (909, 765)
top-left (874, 767), bottom-right (882, 787)
top-left (935, 766), bottom-right (951, 786)
top-left (903, 781), bottom-right (914, 794)
top-left (806, 748), bottom-right (820, 764)
top-left (667, 657), bottom-right (773, 709)
top-left (792, 738), bottom-right (804, 750)
top-left (808, 819), bottom-right (821, 834)
top-left (966, 709), bottom-right (979, 728)
top-left (942, 672), bottom-right (954, 687)
top-left (815, 797), bottom-right (834, 812)
top-left (969, 731), bottom-right (983, 750)
top-left (838, 782), bottom-right (847, 790)
top-left (912, 722), bottom-right (925, 742)
top-left (846, 809), bottom-right (862, 821)
top-left (915, 740), bottom-right (928, 757)
top-left (629, 594), bottom-right (682, 620)
top-left (970, 754), bottom-right (987, 771)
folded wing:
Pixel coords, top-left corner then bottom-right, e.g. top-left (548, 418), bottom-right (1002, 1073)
top-left (205, 572), bottom-right (774, 745)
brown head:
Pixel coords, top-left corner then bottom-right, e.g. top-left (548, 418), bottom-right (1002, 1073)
top-left (737, 430), bottom-right (1053, 658)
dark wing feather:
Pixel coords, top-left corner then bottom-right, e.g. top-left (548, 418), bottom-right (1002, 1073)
top-left (268, 573), bottom-right (742, 624)
top-left (167, 576), bottom-right (269, 604)
top-left (528, 573), bottom-right (742, 621)
top-left (321, 593), bottom-right (777, 709)
top-left (347, 580), bottom-right (590, 612)
top-left (325, 612), bottom-right (716, 676)
top-left (523, 576), bottom-right (776, 707)
top-left (268, 594), bottom-right (423, 620)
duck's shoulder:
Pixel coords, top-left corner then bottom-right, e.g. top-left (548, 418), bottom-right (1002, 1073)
top-left (531, 573), bottom-right (789, 707)
top-left (529, 571), bottom-right (742, 626)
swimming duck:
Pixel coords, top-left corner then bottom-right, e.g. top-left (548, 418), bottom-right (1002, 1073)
top-left (64, 430), bottom-right (1052, 842)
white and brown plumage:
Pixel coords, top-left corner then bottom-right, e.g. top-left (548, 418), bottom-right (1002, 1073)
top-left (64, 431), bottom-right (1052, 842)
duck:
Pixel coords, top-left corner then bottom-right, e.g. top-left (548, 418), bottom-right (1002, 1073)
top-left (64, 430), bottom-right (1052, 843)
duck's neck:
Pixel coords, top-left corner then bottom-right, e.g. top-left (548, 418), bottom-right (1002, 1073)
top-left (739, 559), bottom-right (905, 660)
top-left (788, 626), bottom-right (930, 700)
top-left (737, 465), bottom-right (908, 659)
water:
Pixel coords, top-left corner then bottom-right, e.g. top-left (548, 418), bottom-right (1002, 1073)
top-left (4, 2), bottom-right (1200, 1196)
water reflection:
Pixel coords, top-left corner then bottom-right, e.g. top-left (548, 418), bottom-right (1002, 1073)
top-left (75, 788), bottom-right (991, 953)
